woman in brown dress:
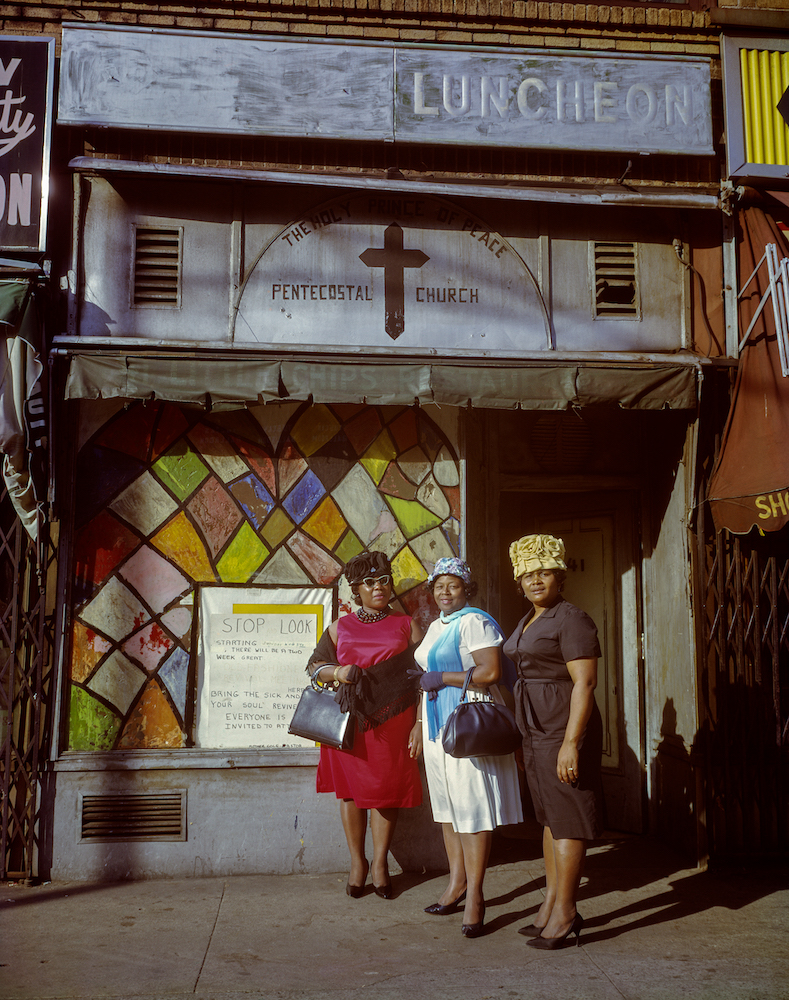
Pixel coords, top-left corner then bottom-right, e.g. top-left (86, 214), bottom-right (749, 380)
top-left (503, 533), bottom-right (603, 949)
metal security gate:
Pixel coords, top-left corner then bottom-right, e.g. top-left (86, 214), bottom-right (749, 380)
top-left (696, 510), bottom-right (789, 861)
top-left (0, 489), bottom-right (53, 881)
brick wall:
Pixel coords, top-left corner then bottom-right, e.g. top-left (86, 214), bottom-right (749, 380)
top-left (7, 1), bottom-right (720, 57)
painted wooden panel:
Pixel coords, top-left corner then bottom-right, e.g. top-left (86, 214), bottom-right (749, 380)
top-left (395, 48), bottom-right (713, 155)
top-left (58, 27), bottom-right (712, 156)
top-left (58, 26), bottom-right (393, 139)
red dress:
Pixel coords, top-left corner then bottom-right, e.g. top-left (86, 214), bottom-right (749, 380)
top-left (316, 612), bottom-right (422, 809)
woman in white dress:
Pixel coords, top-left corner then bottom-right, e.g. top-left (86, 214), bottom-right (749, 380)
top-left (411, 557), bottom-right (523, 938)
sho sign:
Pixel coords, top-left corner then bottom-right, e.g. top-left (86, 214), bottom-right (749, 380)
top-left (235, 194), bottom-right (550, 353)
top-left (0, 37), bottom-right (54, 252)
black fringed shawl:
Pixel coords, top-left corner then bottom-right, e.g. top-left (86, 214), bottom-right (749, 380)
top-left (306, 627), bottom-right (418, 732)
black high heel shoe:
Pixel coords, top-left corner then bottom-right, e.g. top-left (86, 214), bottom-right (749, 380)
top-left (424, 890), bottom-right (467, 915)
top-left (461, 902), bottom-right (486, 938)
top-left (527, 913), bottom-right (584, 950)
top-left (346, 881), bottom-right (365, 899)
top-left (517, 923), bottom-right (544, 938)
top-left (373, 880), bottom-right (392, 899)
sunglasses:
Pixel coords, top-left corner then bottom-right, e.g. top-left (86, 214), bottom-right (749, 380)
top-left (359, 574), bottom-right (391, 588)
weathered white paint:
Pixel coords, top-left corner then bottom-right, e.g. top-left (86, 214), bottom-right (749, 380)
top-left (58, 25), bottom-right (713, 156)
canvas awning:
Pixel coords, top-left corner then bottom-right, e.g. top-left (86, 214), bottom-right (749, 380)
top-left (0, 279), bottom-right (45, 539)
top-left (59, 351), bottom-right (702, 412)
top-left (707, 194), bottom-right (789, 534)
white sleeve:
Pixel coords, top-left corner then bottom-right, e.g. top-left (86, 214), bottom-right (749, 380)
top-left (459, 613), bottom-right (503, 654)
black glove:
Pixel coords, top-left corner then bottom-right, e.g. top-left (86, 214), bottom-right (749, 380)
top-left (407, 665), bottom-right (444, 701)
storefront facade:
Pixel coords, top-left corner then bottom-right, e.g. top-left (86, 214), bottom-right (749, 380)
top-left (40, 20), bottom-right (728, 879)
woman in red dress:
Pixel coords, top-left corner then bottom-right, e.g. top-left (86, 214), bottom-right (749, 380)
top-left (311, 552), bottom-right (423, 898)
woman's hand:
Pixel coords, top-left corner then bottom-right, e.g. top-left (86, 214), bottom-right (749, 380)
top-left (556, 740), bottom-right (579, 784)
top-left (408, 720), bottom-right (423, 759)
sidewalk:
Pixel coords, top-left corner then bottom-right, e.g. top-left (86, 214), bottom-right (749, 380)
top-left (2, 834), bottom-right (787, 1000)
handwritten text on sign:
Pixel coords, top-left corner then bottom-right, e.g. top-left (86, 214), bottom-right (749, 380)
top-left (197, 587), bottom-right (333, 749)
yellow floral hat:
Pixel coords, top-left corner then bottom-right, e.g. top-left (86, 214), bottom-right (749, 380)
top-left (509, 534), bottom-right (567, 579)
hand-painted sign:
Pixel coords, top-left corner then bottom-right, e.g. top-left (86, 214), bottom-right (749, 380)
top-left (197, 586), bottom-right (333, 749)
top-left (0, 37), bottom-right (55, 251)
top-left (234, 194), bottom-right (551, 352)
top-left (58, 25), bottom-right (713, 157)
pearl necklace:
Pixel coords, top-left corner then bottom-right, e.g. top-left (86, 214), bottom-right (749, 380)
top-left (356, 607), bottom-right (388, 624)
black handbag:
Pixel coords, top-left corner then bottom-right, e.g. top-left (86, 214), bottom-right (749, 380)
top-left (441, 668), bottom-right (521, 759)
top-left (288, 669), bottom-right (355, 751)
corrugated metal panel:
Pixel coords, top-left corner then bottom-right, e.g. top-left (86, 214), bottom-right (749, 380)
top-left (740, 48), bottom-right (789, 166)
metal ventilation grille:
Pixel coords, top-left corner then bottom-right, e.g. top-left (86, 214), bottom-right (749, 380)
top-left (592, 242), bottom-right (640, 320)
top-left (80, 792), bottom-right (187, 842)
top-left (133, 226), bottom-right (182, 307)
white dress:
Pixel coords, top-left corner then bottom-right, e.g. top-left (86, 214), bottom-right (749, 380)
top-left (415, 613), bottom-right (524, 835)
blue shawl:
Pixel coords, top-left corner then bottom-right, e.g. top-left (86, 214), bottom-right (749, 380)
top-left (424, 606), bottom-right (515, 741)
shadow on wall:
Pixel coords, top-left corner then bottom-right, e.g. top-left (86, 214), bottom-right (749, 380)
top-left (651, 698), bottom-right (698, 864)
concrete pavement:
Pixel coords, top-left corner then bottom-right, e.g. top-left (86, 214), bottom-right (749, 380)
top-left (2, 833), bottom-right (788, 1000)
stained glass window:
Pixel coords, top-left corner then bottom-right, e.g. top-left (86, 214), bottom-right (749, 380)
top-left (68, 401), bottom-right (461, 750)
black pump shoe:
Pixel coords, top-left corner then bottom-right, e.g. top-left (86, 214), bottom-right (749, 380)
top-left (527, 913), bottom-right (584, 949)
top-left (517, 923), bottom-right (544, 938)
top-left (373, 880), bottom-right (392, 899)
top-left (424, 890), bottom-right (467, 915)
top-left (461, 902), bottom-right (486, 938)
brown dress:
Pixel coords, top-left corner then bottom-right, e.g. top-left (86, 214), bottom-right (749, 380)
top-left (503, 597), bottom-right (604, 840)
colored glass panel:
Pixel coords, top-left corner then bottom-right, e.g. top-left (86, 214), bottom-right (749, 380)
top-left (433, 444), bottom-right (460, 487)
top-left (95, 402), bottom-right (158, 462)
top-left (291, 404), bottom-right (341, 457)
top-left (282, 469), bottom-right (325, 524)
top-left (309, 429), bottom-right (358, 494)
top-left (443, 517), bottom-right (461, 554)
top-left (153, 441), bottom-right (210, 502)
top-left (410, 526), bottom-right (456, 568)
top-left (389, 408), bottom-right (419, 452)
top-left (75, 445), bottom-right (147, 528)
top-left (151, 403), bottom-right (190, 460)
top-left (278, 441), bottom-right (308, 496)
top-left (159, 647), bottom-right (190, 718)
top-left (287, 531), bottom-right (342, 585)
top-left (188, 422), bottom-right (249, 483)
top-left (334, 529), bottom-right (364, 565)
top-left (344, 409), bottom-right (381, 456)
top-left (118, 545), bottom-right (190, 615)
top-left (110, 471), bottom-right (179, 537)
top-left (361, 430), bottom-right (397, 485)
top-left (303, 496), bottom-right (346, 549)
top-left (217, 522), bottom-right (269, 582)
top-left (74, 509), bottom-right (139, 590)
top-left (419, 417), bottom-right (444, 460)
top-left (188, 477), bottom-right (243, 556)
top-left (392, 546), bottom-right (428, 592)
top-left (379, 462), bottom-right (418, 501)
top-left (70, 621), bottom-right (111, 684)
top-left (229, 436), bottom-right (276, 496)
top-left (151, 511), bottom-right (216, 582)
top-left (332, 464), bottom-right (387, 545)
top-left (123, 621), bottom-right (174, 673)
top-left (444, 485), bottom-right (461, 520)
top-left (416, 474), bottom-right (451, 519)
top-left (117, 679), bottom-right (184, 749)
top-left (79, 576), bottom-right (151, 643)
top-left (161, 606), bottom-right (193, 645)
top-left (230, 474), bottom-right (274, 531)
top-left (87, 649), bottom-right (145, 715)
top-left (68, 686), bottom-right (121, 751)
top-left (398, 445), bottom-right (431, 486)
top-left (253, 546), bottom-right (311, 585)
top-left (329, 403), bottom-right (366, 422)
top-left (385, 494), bottom-right (443, 540)
top-left (208, 409), bottom-right (271, 447)
top-left (262, 507), bottom-right (295, 548)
